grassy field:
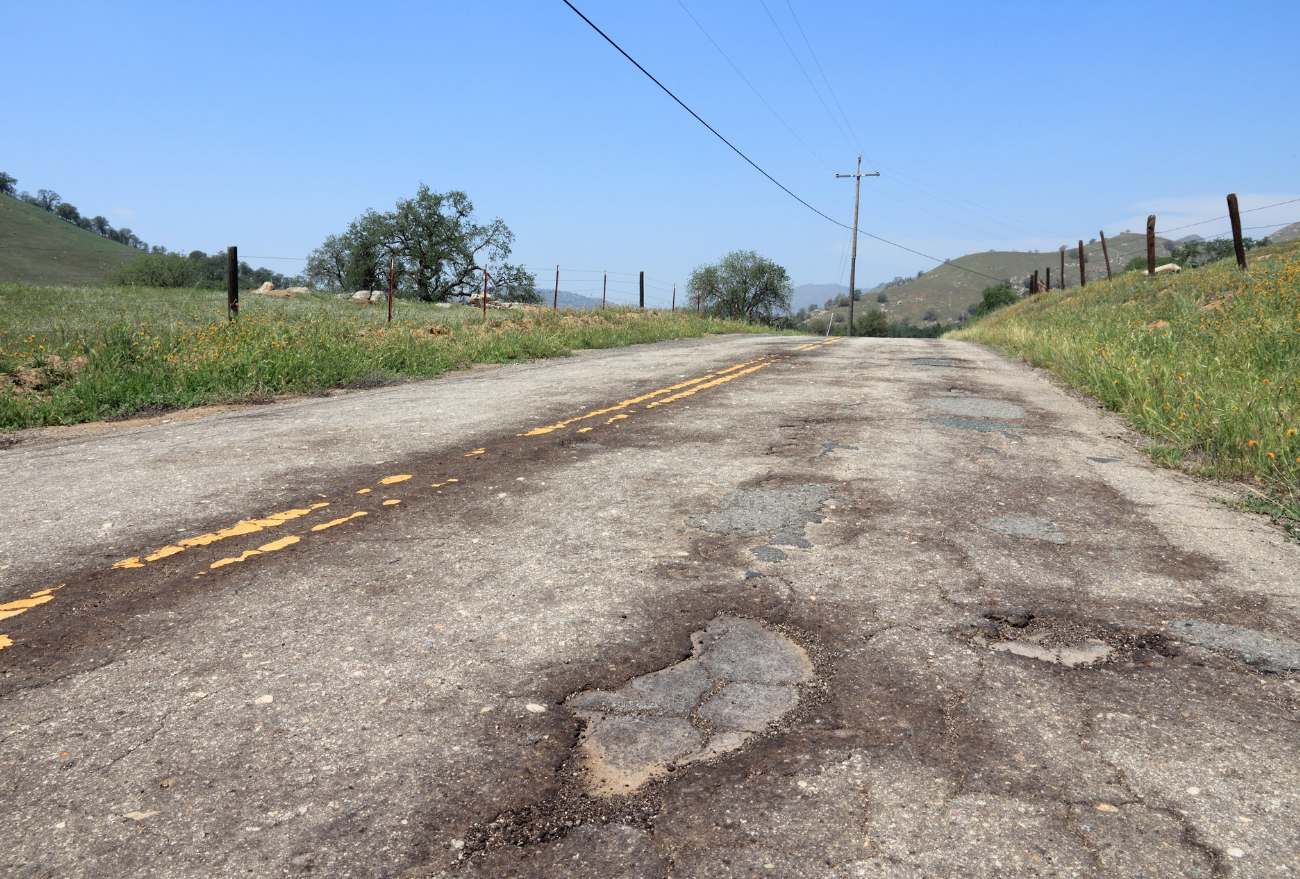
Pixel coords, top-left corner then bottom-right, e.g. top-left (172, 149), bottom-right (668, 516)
top-left (0, 284), bottom-right (781, 430)
top-left (0, 196), bottom-right (142, 285)
top-left (951, 239), bottom-right (1300, 493)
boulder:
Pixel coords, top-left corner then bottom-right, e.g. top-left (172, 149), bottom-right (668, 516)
top-left (351, 290), bottom-right (372, 301)
top-left (287, 287), bottom-right (309, 294)
top-left (256, 281), bottom-right (275, 294)
top-left (369, 290), bottom-right (388, 302)
top-left (1155, 263), bottom-right (1182, 274)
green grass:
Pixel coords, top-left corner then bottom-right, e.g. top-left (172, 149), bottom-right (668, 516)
top-left (950, 239), bottom-right (1300, 492)
top-left (0, 196), bottom-right (142, 285)
top-left (0, 284), bottom-right (784, 430)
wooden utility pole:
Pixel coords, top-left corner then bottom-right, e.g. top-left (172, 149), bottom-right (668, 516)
top-left (553, 265), bottom-right (559, 312)
top-left (671, 283), bottom-right (676, 312)
top-left (602, 271), bottom-right (607, 308)
top-left (1227, 193), bottom-right (1247, 269)
top-left (1078, 240), bottom-right (1086, 287)
top-left (639, 272), bottom-right (644, 308)
top-left (1146, 215), bottom-right (1157, 275)
top-left (388, 257), bottom-right (394, 323)
top-left (1100, 231), bottom-right (1113, 281)
top-left (1059, 248), bottom-right (1066, 289)
top-left (226, 246), bottom-right (238, 320)
top-left (836, 156), bottom-right (880, 336)
top-left (482, 266), bottom-right (489, 319)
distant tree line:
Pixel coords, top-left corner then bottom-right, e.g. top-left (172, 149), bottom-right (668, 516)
top-left (108, 251), bottom-right (297, 290)
top-left (0, 171), bottom-right (155, 252)
top-left (304, 184), bottom-right (538, 302)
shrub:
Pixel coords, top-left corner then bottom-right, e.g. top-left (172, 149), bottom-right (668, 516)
top-left (973, 283), bottom-right (1019, 317)
top-left (854, 309), bottom-right (887, 337)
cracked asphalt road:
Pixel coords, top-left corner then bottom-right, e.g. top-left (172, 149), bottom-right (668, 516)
top-left (1, 334), bottom-right (1298, 878)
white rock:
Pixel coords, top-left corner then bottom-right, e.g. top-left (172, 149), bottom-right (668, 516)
top-left (1155, 263), bottom-right (1182, 274)
top-left (256, 281), bottom-right (275, 293)
top-left (351, 290), bottom-right (372, 301)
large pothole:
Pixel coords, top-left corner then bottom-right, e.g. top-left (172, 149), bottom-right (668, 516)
top-left (567, 617), bottom-right (814, 797)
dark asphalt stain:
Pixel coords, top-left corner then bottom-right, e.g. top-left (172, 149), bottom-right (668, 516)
top-left (909, 358), bottom-right (954, 367)
top-left (1088, 456), bottom-right (1120, 463)
top-left (819, 443), bottom-right (859, 457)
top-left (749, 546), bottom-right (788, 562)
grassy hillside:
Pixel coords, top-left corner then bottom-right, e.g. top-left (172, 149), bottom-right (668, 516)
top-left (878, 233), bottom-right (1174, 324)
top-left (952, 238), bottom-right (1300, 492)
top-left (0, 196), bottom-right (142, 284)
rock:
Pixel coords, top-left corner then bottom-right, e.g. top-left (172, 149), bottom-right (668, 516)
top-left (350, 290), bottom-right (372, 301)
top-left (286, 287), bottom-right (308, 294)
top-left (369, 290), bottom-right (388, 302)
top-left (1155, 263), bottom-right (1182, 274)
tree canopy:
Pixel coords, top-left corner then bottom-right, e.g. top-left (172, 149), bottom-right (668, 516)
top-left (687, 250), bottom-right (793, 323)
top-left (973, 282), bottom-right (1020, 317)
top-left (305, 184), bottom-right (534, 302)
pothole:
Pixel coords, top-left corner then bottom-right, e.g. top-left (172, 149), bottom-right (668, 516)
top-left (686, 484), bottom-right (833, 561)
top-left (979, 513), bottom-right (1070, 544)
top-left (1166, 619), bottom-right (1300, 672)
top-left (959, 611), bottom-right (1167, 668)
top-left (567, 617), bottom-right (815, 797)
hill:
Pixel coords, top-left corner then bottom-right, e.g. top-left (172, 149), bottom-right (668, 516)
top-left (871, 232), bottom-right (1175, 325)
top-left (0, 195), bottom-right (142, 285)
top-left (1269, 222), bottom-right (1300, 244)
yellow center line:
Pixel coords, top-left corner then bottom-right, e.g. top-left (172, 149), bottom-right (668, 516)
top-left (380, 475), bottom-right (412, 484)
top-left (645, 361), bottom-right (776, 409)
top-left (516, 358), bottom-right (769, 437)
top-left (311, 511), bottom-right (369, 532)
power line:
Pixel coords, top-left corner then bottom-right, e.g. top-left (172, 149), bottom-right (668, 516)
top-left (781, 0), bottom-right (862, 154)
top-left (1157, 196), bottom-right (1300, 235)
top-left (674, 0), bottom-right (834, 172)
top-left (756, 0), bottom-right (856, 154)
top-left (558, 0), bottom-right (850, 230)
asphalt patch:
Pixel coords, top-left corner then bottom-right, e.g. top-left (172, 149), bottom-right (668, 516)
top-left (819, 443), bottom-right (859, 457)
top-left (909, 358), bottom-right (954, 367)
top-left (921, 396), bottom-right (1026, 420)
top-left (1088, 457), bottom-right (1120, 463)
top-left (980, 513), bottom-right (1070, 544)
top-left (687, 484), bottom-right (832, 560)
top-left (1167, 619), bottom-right (1300, 672)
top-left (926, 416), bottom-right (1016, 433)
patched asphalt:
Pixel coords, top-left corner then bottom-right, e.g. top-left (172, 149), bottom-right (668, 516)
top-left (1, 334), bottom-right (1298, 878)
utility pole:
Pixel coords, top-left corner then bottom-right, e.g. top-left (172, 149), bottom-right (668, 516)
top-left (836, 156), bottom-right (879, 336)
top-left (639, 272), bottom-right (644, 309)
top-left (226, 246), bottom-right (238, 321)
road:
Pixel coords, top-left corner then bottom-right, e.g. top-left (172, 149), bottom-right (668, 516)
top-left (1, 334), bottom-right (1297, 878)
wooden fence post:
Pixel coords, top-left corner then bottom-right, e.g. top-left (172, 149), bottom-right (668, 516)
top-left (553, 265), bottom-right (559, 312)
top-left (1227, 193), bottom-right (1247, 270)
top-left (1045, 267), bottom-right (1051, 291)
top-left (1100, 231), bottom-right (1113, 280)
top-left (639, 272), bottom-right (644, 309)
top-left (226, 246), bottom-right (238, 320)
top-left (1146, 215), bottom-right (1157, 275)
top-left (1078, 240), bottom-right (1086, 287)
top-left (1060, 248), bottom-right (1066, 289)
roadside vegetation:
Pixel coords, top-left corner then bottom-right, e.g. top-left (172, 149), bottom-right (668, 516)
top-left (0, 284), bottom-right (777, 431)
top-left (952, 239), bottom-right (1300, 492)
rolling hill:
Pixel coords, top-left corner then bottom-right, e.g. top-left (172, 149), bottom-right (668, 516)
top-left (0, 195), bottom-right (142, 285)
top-left (864, 232), bottom-right (1175, 325)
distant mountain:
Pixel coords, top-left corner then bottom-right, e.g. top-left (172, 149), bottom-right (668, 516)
top-left (0, 195), bottom-right (142, 284)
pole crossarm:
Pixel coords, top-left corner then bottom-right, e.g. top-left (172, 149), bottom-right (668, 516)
top-left (835, 157), bottom-right (879, 336)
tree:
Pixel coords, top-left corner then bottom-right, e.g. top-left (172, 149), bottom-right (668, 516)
top-left (973, 282), bottom-right (1019, 318)
top-left (55, 202), bottom-right (82, 224)
top-left (489, 264), bottom-right (541, 303)
top-left (687, 250), bottom-right (793, 323)
top-left (923, 307), bottom-right (939, 323)
top-left (0, 172), bottom-right (15, 196)
top-left (854, 309), bottom-right (888, 337)
top-left (35, 190), bottom-right (61, 212)
top-left (90, 216), bottom-right (110, 236)
top-left (108, 253), bottom-right (203, 287)
top-left (876, 291), bottom-right (887, 303)
top-left (305, 234), bottom-right (351, 290)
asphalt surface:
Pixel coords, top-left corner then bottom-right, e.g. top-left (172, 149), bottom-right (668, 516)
top-left (2, 334), bottom-right (1298, 878)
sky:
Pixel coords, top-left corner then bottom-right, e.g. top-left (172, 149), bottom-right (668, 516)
top-left (4, 0), bottom-right (1298, 307)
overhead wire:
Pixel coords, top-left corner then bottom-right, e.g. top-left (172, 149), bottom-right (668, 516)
top-left (755, 0), bottom-right (856, 154)
top-left (781, 0), bottom-right (862, 154)
top-left (673, 0), bottom-right (835, 173)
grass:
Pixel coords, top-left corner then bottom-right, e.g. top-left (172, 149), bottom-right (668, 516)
top-left (950, 239), bottom-right (1300, 493)
top-left (0, 284), bottom-right (783, 431)
top-left (0, 196), bottom-right (142, 285)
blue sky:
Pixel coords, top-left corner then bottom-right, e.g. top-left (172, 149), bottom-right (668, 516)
top-left (4, 0), bottom-right (1297, 306)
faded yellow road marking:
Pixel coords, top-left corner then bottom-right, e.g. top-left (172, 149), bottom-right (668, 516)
top-left (380, 475), bottom-right (412, 484)
top-left (311, 511), bottom-right (369, 532)
top-left (516, 359), bottom-right (769, 437)
top-left (212, 550), bottom-right (261, 569)
top-left (466, 448), bottom-right (486, 456)
top-left (145, 545), bottom-right (185, 562)
top-left (383, 499), bottom-right (401, 506)
top-left (357, 488), bottom-right (372, 494)
top-left (0, 588), bottom-right (62, 621)
top-left (645, 361), bottom-right (775, 409)
top-left (258, 535), bottom-right (301, 552)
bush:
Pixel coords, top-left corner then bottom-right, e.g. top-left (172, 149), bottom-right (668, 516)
top-left (108, 254), bottom-right (203, 288)
top-left (854, 309), bottom-right (887, 337)
top-left (973, 283), bottom-right (1019, 318)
